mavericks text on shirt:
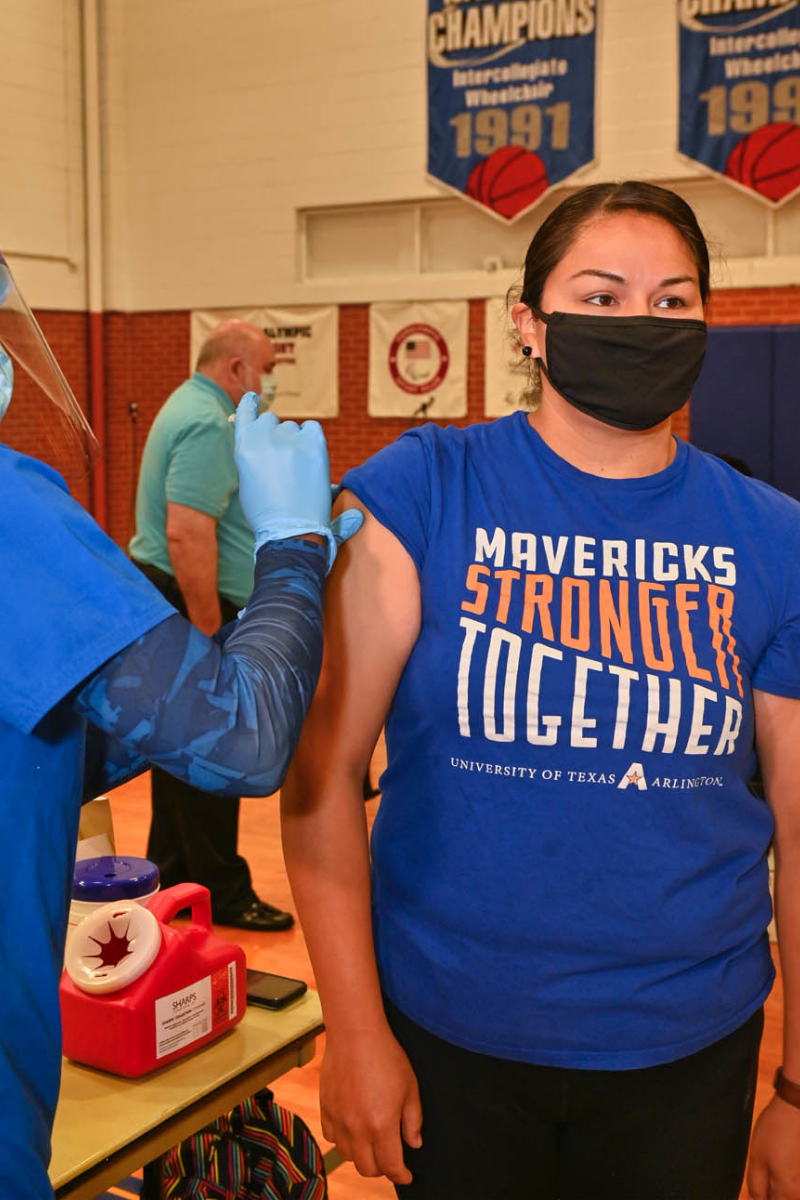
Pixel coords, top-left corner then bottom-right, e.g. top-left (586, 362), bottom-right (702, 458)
top-left (457, 526), bottom-right (743, 756)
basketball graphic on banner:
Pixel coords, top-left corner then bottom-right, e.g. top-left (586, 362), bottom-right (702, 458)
top-left (680, 6), bottom-right (800, 206)
top-left (466, 147), bottom-right (549, 220)
top-left (724, 123), bottom-right (800, 204)
top-left (426, 0), bottom-right (597, 221)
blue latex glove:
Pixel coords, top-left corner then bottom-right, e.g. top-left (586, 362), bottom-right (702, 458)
top-left (234, 393), bottom-right (362, 572)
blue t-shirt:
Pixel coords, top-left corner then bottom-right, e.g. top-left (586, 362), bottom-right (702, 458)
top-left (342, 412), bottom-right (800, 1070)
top-left (0, 447), bottom-right (173, 1195)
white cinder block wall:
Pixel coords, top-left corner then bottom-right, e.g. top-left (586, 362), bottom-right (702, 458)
top-left (116, 0), bottom-right (429, 310)
top-left (107, 0), bottom-right (800, 308)
top-left (0, 0), bottom-right (86, 308)
top-left (100, 0), bottom-right (133, 312)
top-left (0, 0), bottom-right (798, 312)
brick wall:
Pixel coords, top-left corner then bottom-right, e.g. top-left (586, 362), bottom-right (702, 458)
top-left (100, 301), bottom-right (489, 547)
top-left (20, 286), bottom-right (800, 544)
top-left (103, 311), bottom-right (191, 545)
top-left (329, 301), bottom-right (488, 481)
top-left (706, 288), bottom-right (800, 326)
top-left (2, 311), bottom-right (92, 511)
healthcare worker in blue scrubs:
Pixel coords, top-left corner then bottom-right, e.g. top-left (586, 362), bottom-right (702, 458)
top-left (0, 251), bottom-right (361, 1197)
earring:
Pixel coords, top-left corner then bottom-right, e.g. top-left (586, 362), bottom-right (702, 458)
top-left (522, 345), bottom-right (532, 357)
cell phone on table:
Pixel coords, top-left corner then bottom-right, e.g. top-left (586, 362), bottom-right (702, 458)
top-left (245, 968), bottom-right (308, 1010)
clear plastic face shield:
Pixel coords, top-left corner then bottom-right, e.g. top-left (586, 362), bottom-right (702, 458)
top-left (0, 252), bottom-right (99, 483)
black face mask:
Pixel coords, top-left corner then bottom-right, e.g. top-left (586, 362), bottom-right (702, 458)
top-left (529, 305), bottom-right (708, 431)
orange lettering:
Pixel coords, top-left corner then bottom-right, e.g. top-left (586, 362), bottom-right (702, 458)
top-left (598, 579), bottom-right (633, 663)
top-left (639, 582), bottom-right (674, 672)
top-left (708, 586), bottom-right (743, 697)
top-left (521, 575), bottom-right (555, 640)
top-left (461, 563), bottom-right (489, 615)
top-left (560, 578), bottom-right (590, 651)
top-left (675, 584), bottom-right (713, 682)
top-left (495, 569), bottom-right (521, 625)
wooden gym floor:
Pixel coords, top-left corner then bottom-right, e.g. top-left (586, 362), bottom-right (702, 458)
top-left (106, 747), bottom-right (782, 1200)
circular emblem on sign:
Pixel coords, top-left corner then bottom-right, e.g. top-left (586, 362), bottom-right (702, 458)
top-left (388, 324), bottom-right (450, 396)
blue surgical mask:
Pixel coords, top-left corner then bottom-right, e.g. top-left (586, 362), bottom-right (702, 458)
top-left (259, 373), bottom-right (278, 412)
top-left (0, 346), bottom-right (13, 421)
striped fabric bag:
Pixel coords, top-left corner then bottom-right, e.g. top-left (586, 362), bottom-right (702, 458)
top-left (158, 1087), bottom-right (327, 1200)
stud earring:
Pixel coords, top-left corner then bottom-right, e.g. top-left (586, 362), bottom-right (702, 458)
top-left (522, 345), bottom-right (532, 357)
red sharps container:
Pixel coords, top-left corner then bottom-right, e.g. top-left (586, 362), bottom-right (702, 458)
top-left (60, 883), bottom-right (246, 1077)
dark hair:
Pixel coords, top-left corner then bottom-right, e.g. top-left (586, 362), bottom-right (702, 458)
top-left (716, 453), bottom-right (754, 476)
top-left (519, 181), bottom-right (711, 308)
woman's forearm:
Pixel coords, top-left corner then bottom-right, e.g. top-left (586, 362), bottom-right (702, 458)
top-left (774, 835), bottom-right (800, 1080)
top-left (280, 493), bottom-right (422, 1034)
top-left (277, 496), bottom-right (424, 1185)
top-left (281, 764), bottom-right (388, 1037)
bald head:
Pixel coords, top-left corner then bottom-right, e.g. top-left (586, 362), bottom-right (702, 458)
top-left (196, 319), bottom-right (276, 405)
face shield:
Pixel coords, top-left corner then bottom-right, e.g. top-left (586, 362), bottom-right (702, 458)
top-left (0, 252), bottom-right (99, 484)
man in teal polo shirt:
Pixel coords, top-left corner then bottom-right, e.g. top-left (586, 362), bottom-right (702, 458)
top-left (130, 319), bottom-right (293, 931)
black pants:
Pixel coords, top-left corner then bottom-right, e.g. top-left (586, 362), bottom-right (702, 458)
top-left (386, 999), bottom-right (763, 1200)
top-left (131, 558), bottom-right (255, 915)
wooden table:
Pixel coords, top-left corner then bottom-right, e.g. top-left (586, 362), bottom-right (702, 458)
top-left (50, 991), bottom-right (324, 1199)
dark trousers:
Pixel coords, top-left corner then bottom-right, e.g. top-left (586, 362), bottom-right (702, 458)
top-left (131, 558), bottom-right (255, 915)
top-left (386, 998), bottom-right (763, 1200)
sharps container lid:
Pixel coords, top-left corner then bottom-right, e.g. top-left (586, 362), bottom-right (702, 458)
top-left (71, 856), bottom-right (160, 902)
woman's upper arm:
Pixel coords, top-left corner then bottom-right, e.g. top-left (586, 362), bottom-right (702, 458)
top-left (754, 688), bottom-right (800, 841)
top-left (290, 489), bottom-right (422, 787)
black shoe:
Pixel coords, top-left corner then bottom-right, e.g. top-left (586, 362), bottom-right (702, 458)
top-left (212, 899), bottom-right (294, 932)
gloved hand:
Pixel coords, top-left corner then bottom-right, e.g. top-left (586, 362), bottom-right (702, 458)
top-left (234, 393), bottom-right (362, 572)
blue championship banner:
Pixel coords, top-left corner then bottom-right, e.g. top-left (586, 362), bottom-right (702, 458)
top-left (427, 1), bottom-right (597, 222)
top-left (679, 1), bottom-right (800, 205)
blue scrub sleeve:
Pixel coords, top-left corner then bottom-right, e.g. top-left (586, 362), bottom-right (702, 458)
top-left (74, 538), bottom-right (325, 798)
top-left (0, 449), bottom-right (175, 734)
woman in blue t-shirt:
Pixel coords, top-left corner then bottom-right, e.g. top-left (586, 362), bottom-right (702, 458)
top-left (282, 182), bottom-right (800, 1200)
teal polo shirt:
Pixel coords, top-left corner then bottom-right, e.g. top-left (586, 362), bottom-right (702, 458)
top-left (129, 372), bottom-right (255, 606)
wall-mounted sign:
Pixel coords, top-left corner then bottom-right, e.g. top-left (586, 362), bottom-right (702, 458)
top-left (190, 309), bottom-right (261, 368)
top-left (262, 306), bottom-right (338, 418)
top-left (369, 302), bottom-right (468, 417)
top-left (427, 0), bottom-right (598, 222)
top-left (679, 0), bottom-right (800, 205)
top-left (190, 306), bottom-right (339, 417)
top-left (484, 296), bottom-right (529, 417)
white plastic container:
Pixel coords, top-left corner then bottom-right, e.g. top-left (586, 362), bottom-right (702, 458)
top-left (66, 856), bottom-right (160, 955)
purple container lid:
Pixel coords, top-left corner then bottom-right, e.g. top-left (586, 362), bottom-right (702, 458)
top-left (71, 856), bottom-right (160, 902)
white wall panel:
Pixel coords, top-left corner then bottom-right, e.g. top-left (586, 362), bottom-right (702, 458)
top-left (119, 0), bottom-right (435, 307)
top-left (100, 0), bottom-right (132, 310)
top-left (0, 0), bottom-right (86, 308)
top-left (2, 0), bottom-right (797, 312)
top-left (111, 0), bottom-right (799, 310)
